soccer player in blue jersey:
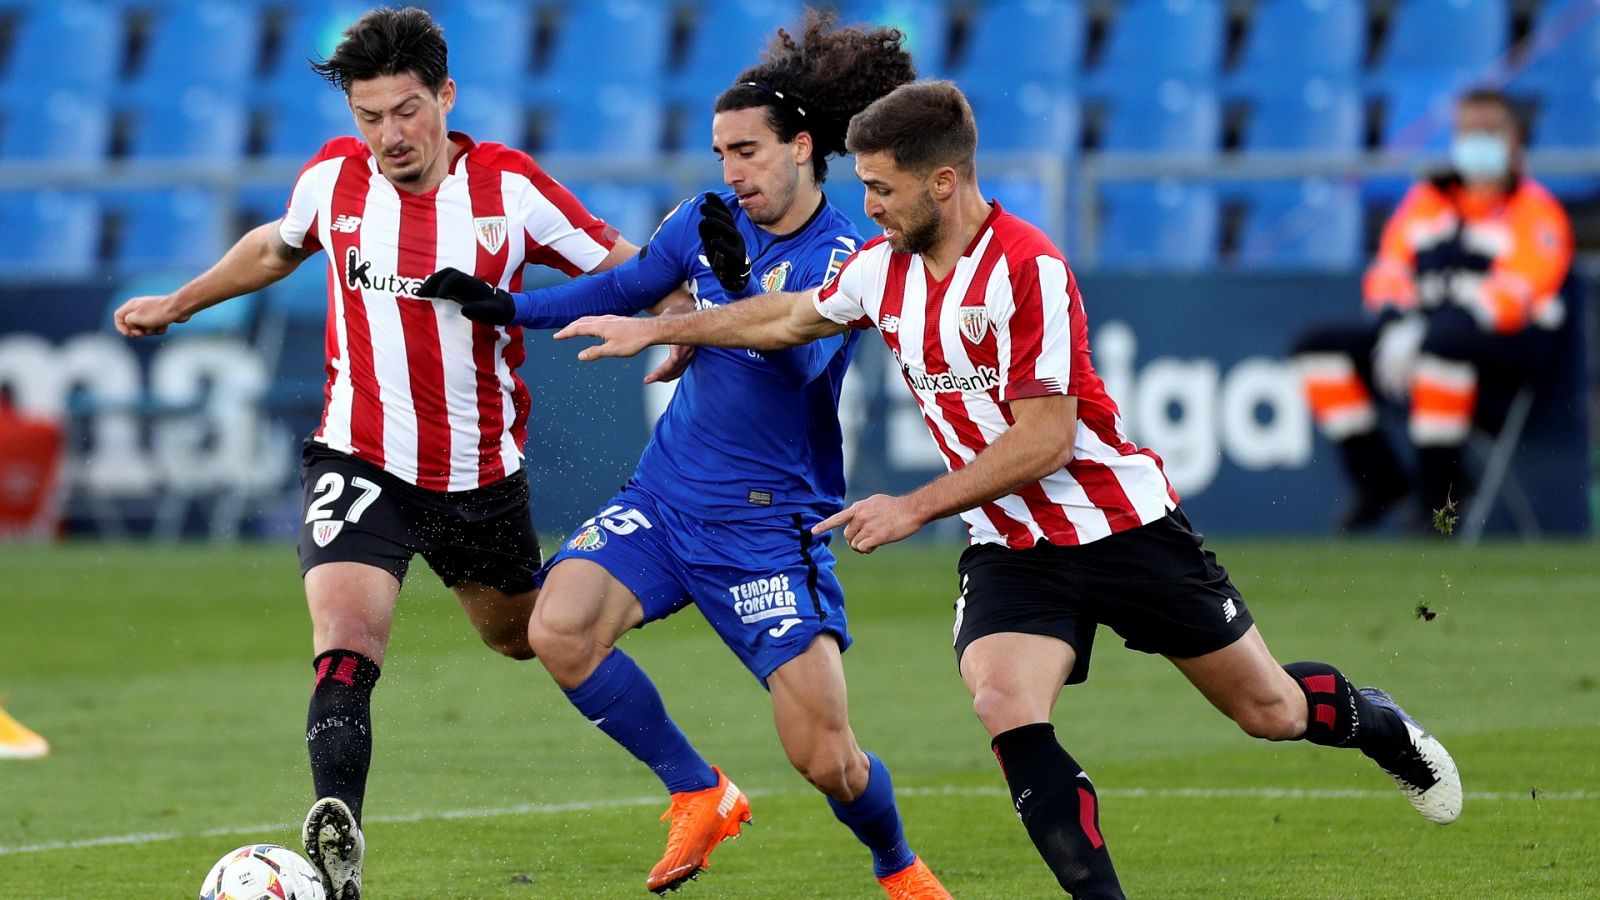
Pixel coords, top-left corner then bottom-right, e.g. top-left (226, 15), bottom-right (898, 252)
top-left (420, 13), bottom-right (949, 898)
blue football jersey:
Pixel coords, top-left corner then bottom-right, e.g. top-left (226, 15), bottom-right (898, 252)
top-left (629, 192), bottom-right (862, 520)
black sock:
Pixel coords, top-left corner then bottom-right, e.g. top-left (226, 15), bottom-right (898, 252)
top-left (306, 650), bottom-right (381, 824)
top-left (991, 723), bottom-right (1124, 899)
top-left (1283, 661), bottom-right (1407, 761)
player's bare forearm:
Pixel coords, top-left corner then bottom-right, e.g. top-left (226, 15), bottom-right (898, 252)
top-left (556, 289), bottom-right (845, 359)
top-left (116, 221), bottom-right (312, 337)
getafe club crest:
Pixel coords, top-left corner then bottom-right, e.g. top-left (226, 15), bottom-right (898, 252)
top-left (959, 306), bottom-right (990, 343)
top-left (760, 260), bottom-right (792, 293)
top-left (567, 524), bottom-right (606, 552)
top-left (312, 520), bottom-right (344, 547)
top-left (474, 216), bottom-right (508, 255)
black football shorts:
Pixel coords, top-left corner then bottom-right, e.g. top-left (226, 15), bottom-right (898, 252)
top-left (953, 507), bottom-right (1254, 684)
top-left (296, 441), bottom-right (541, 594)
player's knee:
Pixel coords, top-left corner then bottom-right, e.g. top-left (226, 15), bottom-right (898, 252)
top-left (970, 682), bottom-right (1045, 735)
top-left (481, 629), bottom-right (535, 661)
top-left (789, 745), bottom-right (863, 802)
top-left (1230, 692), bottom-right (1307, 741)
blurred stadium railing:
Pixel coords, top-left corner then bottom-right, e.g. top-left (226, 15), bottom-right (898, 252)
top-left (0, 0), bottom-right (1595, 538)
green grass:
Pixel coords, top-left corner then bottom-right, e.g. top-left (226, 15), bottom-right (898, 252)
top-left (1, 539), bottom-right (1597, 898)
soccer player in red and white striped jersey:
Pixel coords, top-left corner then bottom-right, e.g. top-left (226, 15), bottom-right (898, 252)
top-left (112, 10), bottom-right (670, 899)
top-left (559, 81), bottom-right (1462, 897)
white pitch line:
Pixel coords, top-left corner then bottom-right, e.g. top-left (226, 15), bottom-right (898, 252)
top-left (1, 786), bottom-right (1590, 857)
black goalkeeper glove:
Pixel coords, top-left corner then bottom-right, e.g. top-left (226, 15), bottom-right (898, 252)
top-left (697, 192), bottom-right (751, 293)
top-left (418, 267), bottom-right (516, 325)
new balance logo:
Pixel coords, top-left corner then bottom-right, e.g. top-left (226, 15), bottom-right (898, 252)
top-left (1222, 597), bottom-right (1238, 623)
top-left (880, 314), bottom-right (900, 334)
top-left (330, 214), bottom-right (362, 234)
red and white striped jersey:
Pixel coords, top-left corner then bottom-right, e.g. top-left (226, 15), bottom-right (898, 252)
top-left (279, 132), bottom-right (617, 491)
top-left (813, 203), bottom-right (1177, 548)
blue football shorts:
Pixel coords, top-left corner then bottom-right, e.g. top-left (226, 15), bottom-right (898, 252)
top-left (543, 483), bottom-right (851, 683)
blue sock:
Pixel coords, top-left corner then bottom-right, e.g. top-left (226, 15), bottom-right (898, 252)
top-left (561, 649), bottom-right (718, 794)
top-left (827, 751), bottom-right (916, 878)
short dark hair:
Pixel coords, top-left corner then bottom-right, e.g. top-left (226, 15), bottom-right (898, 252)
top-left (714, 9), bottom-right (916, 184)
top-left (846, 81), bottom-right (977, 178)
top-left (1457, 86), bottom-right (1525, 143)
top-left (310, 7), bottom-right (448, 94)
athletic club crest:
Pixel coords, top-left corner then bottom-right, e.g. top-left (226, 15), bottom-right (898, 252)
top-left (474, 216), bottom-right (508, 254)
top-left (959, 306), bottom-right (990, 343)
top-left (760, 260), bottom-right (792, 293)
top-left (312, 520), bottom-right (344, 547)
top-left (567, 524), bottom-right (606, 552)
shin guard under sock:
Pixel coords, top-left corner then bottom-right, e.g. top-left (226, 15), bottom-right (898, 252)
top-left (306, 650), bottom-right (381, 823)
top-left (562, 649), bottom-right (717, 794)
top-left (826, 751), bottom-right (916, 878)
top-left (992, 723), bottom-right (1124, 899)
top-left (1283, 661), bottom-right (1408, 760)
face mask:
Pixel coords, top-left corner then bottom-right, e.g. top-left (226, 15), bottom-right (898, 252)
top-left (1451, 131), bottom-right (1511, 181)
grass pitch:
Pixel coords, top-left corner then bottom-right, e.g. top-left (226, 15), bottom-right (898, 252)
top-left (1, 538), bottom-right (1596, 898)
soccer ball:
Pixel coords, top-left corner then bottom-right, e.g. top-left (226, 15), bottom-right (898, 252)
top-left (199, 843), bottom-right (326, 900)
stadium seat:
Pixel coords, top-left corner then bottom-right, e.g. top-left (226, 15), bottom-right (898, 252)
top-left (1227, 0), bottom-right (1364, 99)
top-left (535, 0), bottom-right (671, 93)
top-left (560, 180), bottom-right (663, 247)
top-left (1529, 80), bottom-right (1600, 199)
top-left (1370, 0), bottom-right (1510, 89)
top-left (1094, 179), bottom-right (1219, 270)
top-left (0, 190), bottom-right (101, 279)
top-left (1509, 0), bottom-right (1600, 96)
top-left (1085, 0), bottom-right (1224, 98)
top-left (124, 88), bottom-right (250, 167)
top-left (536, 87), bottom-right (665, 160)
top-left (1243, 78), bottom-right (1364, 153)
top-left (0, 1), bottom-right (121, 100)
top-left (1236, 178), bottom-right (1364, 271)
top-left (106, 189), bottom-right (230, 274)
top-left (256, 3), bottom-right (368, 106)
top-left (449, 86), bottom-right (526, 148)
top-left (0, 90), bottom-right (111, 164)
top-left (965, 81), bottom-right (1080, 155)
top-left (1378, 73), bottom-right (1468, 155)
top-left (260, 88), bottom-right (355, 163)
top-left (123, 2), bottom-right (262, 103)
top-left (671, 0), bottom-right (804, 105)
top-left (954, 0), bottom-right (1085, 85)
top-left (1099, 79), bottom-right (1221, 157)
top-left (838, 0), bottom-right (952, 72)
top-left (432, 0), bottom-right (535, 96)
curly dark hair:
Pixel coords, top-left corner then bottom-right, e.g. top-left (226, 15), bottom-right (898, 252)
top-left (713, 8), bottom-right (916, 184)
top-left (310, 7), bottom-right (448, 95)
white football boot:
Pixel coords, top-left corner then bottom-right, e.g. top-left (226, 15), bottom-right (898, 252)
top-left (1360, 687), bottom-right (1462, 824)
top-left (303, 797), bottom-right (365, 899)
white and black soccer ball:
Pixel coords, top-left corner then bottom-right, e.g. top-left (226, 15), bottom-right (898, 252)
top-left (199, 843), bottom-right (326, 900)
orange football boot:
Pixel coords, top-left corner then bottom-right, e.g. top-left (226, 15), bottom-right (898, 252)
top-left (877, 856), bottom-right (951, 899)
top-left (646, 766), bottom-right (751, 893)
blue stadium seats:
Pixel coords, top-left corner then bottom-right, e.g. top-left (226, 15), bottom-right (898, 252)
top-left (672, 0), bottom-right (804, 104)
top-left (0, 90), bottom-right (111, 164)
top-left (537, 87), bottom-right (664, 160)
top-left (449, 86), bottom-right (526, 148)
top-left (1099, 80), bottom-right (1221, 157)
top-left (1370, 0), bottom-right (1510, 87)
top-left (107, 189), bottom-right (230, 274)
top-left (1228, 0), bottom-right (1364, 98)
top-left (1530, 80), bottom-right (1600, 199)
top-left (433, 0), bottom-right (535, 96)
top-left (0, 191), bottom-right (101, 279)
top-left (1510, 0), bottom-right (1600, 96)
top-left (0, 1), bottom-right (121, 100)
top-left (535, 1), bottom-right (671, 93)
top-left (838, 0), bottom-right (952, 72)
top-left (1244, 78), bottom-right (1364, 153)
top-left (124, 3), bottom-right (262, 102)
top-left (124, 88), bottom-right (249, 166)
top-left (1086, 0), bottom-right (1224, 97)
top-left (260, 88), bottom-right (355, 163)
top-left (966, 81), bottom-right (1079, 155)
top-left (257, 4), bottom-right (368, 106)
top-left (1236, 178), bottom-right (1364, 271)
top-left (1095, 180), bottom-right (1219, 270)
top-left (560, 181), bottom-right (663, 246)
top-left (1379, 72), bottom-right (1467, 154)
top-left (955, 0), bottom-right (1085, 85)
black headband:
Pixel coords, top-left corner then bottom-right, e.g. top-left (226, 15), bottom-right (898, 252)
top-left (739, 81), bottom-right (808, 120)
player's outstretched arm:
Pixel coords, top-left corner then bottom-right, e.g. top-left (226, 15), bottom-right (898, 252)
top-left (556, 289), bottom-right (846, 360)
top-left (815, 394), bottom-right (1079, 553)
top-left (115, 220), bottom-right (313, 338)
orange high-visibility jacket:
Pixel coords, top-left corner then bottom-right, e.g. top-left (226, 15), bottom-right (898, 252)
top-left (1362, 173), bottom-right (1573, 334)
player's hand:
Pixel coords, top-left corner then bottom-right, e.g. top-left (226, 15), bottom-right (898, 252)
top-left (114, 294), bottom-right (187, 337)
top-left (419, 267), bottom-right (515, 325)
top-left (697, 192), bottom-right (751, 294)
top-left (555, 315), bottom-right (659, 361)
top-left (812, 494), bottom-right (926, 554)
